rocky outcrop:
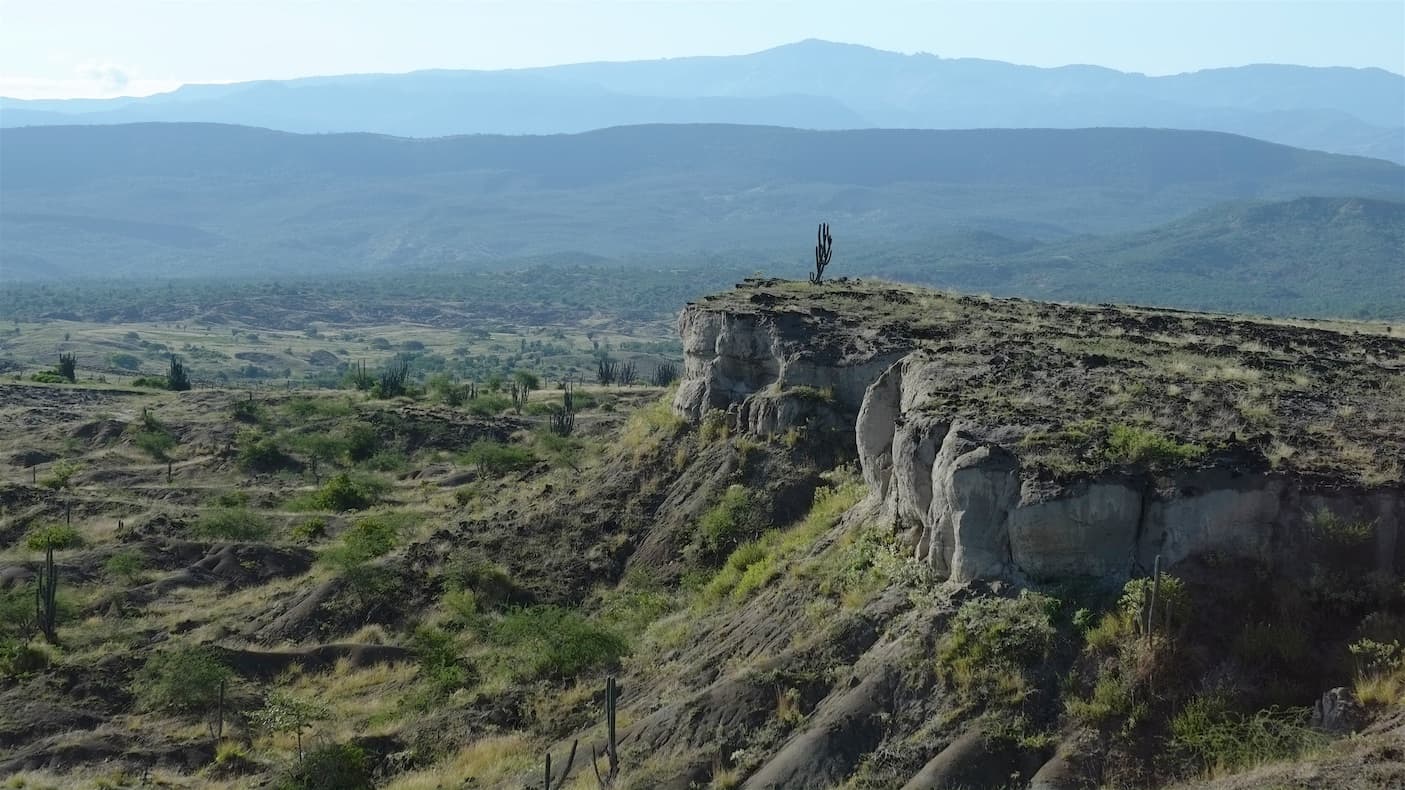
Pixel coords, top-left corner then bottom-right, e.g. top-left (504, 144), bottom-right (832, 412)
top-left (673, 289), bottom-right (911, 439)
top-left (858, 355), bottom-right (1404, 583)
top-left (675, 281), bottom-right (1405, 585)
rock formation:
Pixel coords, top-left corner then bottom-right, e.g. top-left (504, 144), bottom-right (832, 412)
top-left (676, 278), bottom-right (1405, 584)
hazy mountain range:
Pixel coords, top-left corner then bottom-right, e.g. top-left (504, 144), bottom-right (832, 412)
top-left (3, 40), bottom-right (1402, 163)
top-left (3, 122), bottom-right (1402, 318)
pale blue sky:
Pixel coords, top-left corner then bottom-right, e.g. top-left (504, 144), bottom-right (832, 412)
top-left (1, 0), bottom-right (1401, 99)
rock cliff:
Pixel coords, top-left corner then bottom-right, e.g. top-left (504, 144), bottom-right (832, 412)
top-left (677, 278), bottom-right (1405, 583)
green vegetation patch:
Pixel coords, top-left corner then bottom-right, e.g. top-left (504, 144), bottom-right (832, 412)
top-left (192, 506), bottom-right (272, 541)
top-left (489, 606), bottom-right (628, 680)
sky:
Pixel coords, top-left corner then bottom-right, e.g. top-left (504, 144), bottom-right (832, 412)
top-left (1, 0), bottom-right (1402, 100)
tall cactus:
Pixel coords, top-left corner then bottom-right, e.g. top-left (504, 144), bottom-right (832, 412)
top-left (35, 544), bottom-right (58, 644)
top-left (543, 739), bottom-right (578, 790)
top-left (550, 384), bottom-right (576, 437)
top-left (593, 676), bottom-right (620, 788)
top-left (809, 222), bottom-right (833, 284)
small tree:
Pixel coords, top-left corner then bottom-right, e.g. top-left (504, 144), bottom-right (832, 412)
top-left (809, 222), bottom-right (833, 284)
top-left (56, 353), bottom-right (77, 383)
top-left (135, 646), bottom-right (232, 714)
top-left (618, 360), bottom-right (637, 387)
top-left (167, 355), bottom-right (192, 391)
top-left (251, 691), bottom-right (328, 761)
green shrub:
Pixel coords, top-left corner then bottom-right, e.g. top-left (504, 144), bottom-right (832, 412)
top-left (1065, 672), bottom-right (1140, 727)
top-left (936, 591), bottom-right (1059, 705)
top-left (230, 398), bottom-right (265, 424)
top-left (292, 517), bottom-right (328, 542)
top-left (192, 507), bottom-right (271, 541)
top-left (25, 523), bottom-right (83, 551)
top-left (462, 440), bottom-right (536, 476)
top-left (444, 558), bottom-right (519, 611)
top-left (464, 394), bottom-right (512, 417)
top-left (322, 513), bottom-right (405, 568)
top-left (104, 550), bottom-right (146, 583)
top-left (492, 606), bottom-right (628, 679)
top-left (134, 647), bottom-right (232, 712)
top-left (132, 428), bottom-right (177, 461)
top-left (277, 742), bottom-right (371, 790)
top-left (39, 459), bottom-right (80, 490)
top-left (213, 490), bottom-right (249, 508)
top-left (360, 450), bottom-right (407, 472)
top-left (0, 588), bottom-right (38, 639)
top-left (130, 375), bottom-right (169, 390)
top-left (0, 639), bottom-right (53, 676)
top-left (412, 626), bottom-right (477, 696)
top-left (237, 432), bottom-right (294, 473)
top-left (1118, 574), bottom-right (1191, 636)
top-left (30, 371), bottom-right (68, 384)
top-left (1104, 424), bottom-right (1205, 468)
top-left (1170, 696), bottom-right (1324, 773)
top-left (699, 484), bottom-right (765, 557)
top-left (341, 423), bottom-right (381, 463)
top-left (109, 353), bottom-right (141, 370)
top-left (310, 473), bottom-right (375, 512)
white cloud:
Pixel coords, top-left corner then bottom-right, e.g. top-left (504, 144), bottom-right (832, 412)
top-left (0, 62), bottom-right (182, 100)
top-left (76, 61), bottom-right (131, 94)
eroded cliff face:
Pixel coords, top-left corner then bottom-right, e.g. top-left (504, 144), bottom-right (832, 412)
top-left (859, 355), bottom-right (1403, 583)
top-left (673, 290), bottom-right (911, 439)
top-left (676, 281), bottom-right (1405, 585)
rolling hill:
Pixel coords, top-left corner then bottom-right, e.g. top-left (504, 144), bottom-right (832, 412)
top-left (2, 40), bottom-right (1402, 163)
top-left (868, 197), bottom-right (1405, 319)
top-left (2, 122), bottom-right (1402, 291)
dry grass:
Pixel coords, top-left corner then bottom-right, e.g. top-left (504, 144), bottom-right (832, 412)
top-left (382, 733), bottom-right (537, 790)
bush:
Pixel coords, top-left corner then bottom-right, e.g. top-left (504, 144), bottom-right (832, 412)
top-left (237, 432), bottom-right (295, 473)
top-left (135, 647), bottom-right (232, 712)
top-left (341, 423), bottom-right (381, 463)
top-left (109, 353), bottom-right (141, 370)
top-left (310, 473), bottom-right (375, 512)
top-left (192, 507), bottom-right (271, 541)
top-left (277, 742), bottom-right (371, 790)
top-left (30, 371), bottom-right (68, 384)
top-left (104, 549), bottom-right (146, 583)
top-left (323, 513), bottom-right (403, 567)
top-left (1170, 696), bottom-right (1323, 773)
top-left (464, 394), bottom-right (512, 417)
top-left (25, 523), bottom-right (83, 551)
top-left (39, 459), bottom-right (80, 490)
top-left (462, 440), bottom-right (536, 476)
top-left (412, 626), bottom-right (477, 696)
top-left (0, 639), bottom-right (52, 676)
top-left (936, 591), bottom-right (1059, 705)
top-left (132, 424), bottom-right (177, 461)
top-left (492, 606), bottom-right (628, 679)
top-left (292, 517), bottom-right (328, 542)
top-left (699, 484), bottom-right (765, 557)
top-left (444, 558), bottom-right (520, 611)
top-left (230, 398), bottom-right (265, 424)
top-left (130, 375), bottom-right (170, 390)
top-left (1118, 574), bottom-right (1191, 636)
top-left (1104, 424), bottom-right (1205, 468)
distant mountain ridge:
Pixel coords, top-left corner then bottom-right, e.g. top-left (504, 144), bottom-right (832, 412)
top-left (869, 196), bottom-right (1405, 319)
top-left (3, 40), bottom-right (1401, 162)
top-left (2, 122), bottom-right (1402, 321)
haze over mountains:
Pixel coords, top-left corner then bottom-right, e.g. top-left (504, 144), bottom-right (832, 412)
top-left (3, 122), bottom-right (1403, 317)
top-left (3, 40), bottom-right (1402, 163)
